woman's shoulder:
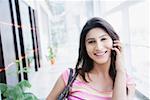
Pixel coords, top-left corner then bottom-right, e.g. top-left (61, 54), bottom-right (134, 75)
top-left (61, 68), bottom-right (76, 85)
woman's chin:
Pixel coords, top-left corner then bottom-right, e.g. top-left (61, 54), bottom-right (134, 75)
top-left (94, 57), bottom-right (111, 65)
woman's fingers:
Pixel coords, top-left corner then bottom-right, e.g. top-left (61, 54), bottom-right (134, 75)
top-left (113, 40), bottom-right (123, 51)
top-left (112, 40), bottom-right (125, 71)
top-left (112, 47), bottom-right (120, 54)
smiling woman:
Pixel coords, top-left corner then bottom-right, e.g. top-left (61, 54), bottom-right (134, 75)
top-left (85, 28), bottom-right (113, 65)
top-left (46, 17), bottom-right (136, 100)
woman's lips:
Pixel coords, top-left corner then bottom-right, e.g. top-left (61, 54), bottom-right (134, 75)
top-left (94, 51), bottom-right (107, 56)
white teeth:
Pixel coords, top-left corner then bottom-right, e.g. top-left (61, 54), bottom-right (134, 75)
top-left (95, 51), bottom-right (106, 56)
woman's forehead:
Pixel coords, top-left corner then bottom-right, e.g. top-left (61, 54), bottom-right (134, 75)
top-left (86, 28), bottom-right (109, 39)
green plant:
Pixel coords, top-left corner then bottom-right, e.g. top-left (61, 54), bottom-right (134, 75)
top-left (48, 47), bottom-right (56, 59)
top-left (0, 49), bottom-right (38, 99)
top-left (16, 60), bottom-right (30, 74)
top-left (0, 80), bottom-right (38, 100)
top-left (47, 47), bottom-right (56, 64)
top-left (7, 60), bottom-right (31, 79)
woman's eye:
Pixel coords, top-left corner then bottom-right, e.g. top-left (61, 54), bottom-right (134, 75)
top-left (101, 38), bottom-right (107, 41)
top-left (88, 41), bottom-right (95, 44)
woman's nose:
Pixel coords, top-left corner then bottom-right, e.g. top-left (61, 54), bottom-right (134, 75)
top-left (95, 42), bottom-right (103, 50)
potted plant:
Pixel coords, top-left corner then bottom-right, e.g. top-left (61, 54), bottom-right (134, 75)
top-left (47, 47), bottom-right (56, 65)
top-left (0, 57), bottom-right (38, 100)
top-left (0, 80), bottom-right (38, 100)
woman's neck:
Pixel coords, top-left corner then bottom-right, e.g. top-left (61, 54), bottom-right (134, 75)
top-left (91, 58), bottom-right (111, 78)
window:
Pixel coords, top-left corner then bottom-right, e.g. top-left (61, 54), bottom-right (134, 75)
top-left (129, 1), bottom-right (149, 98)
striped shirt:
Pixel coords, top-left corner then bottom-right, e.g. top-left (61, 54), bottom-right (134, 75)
top-left (61, 68), bottom-right (135, 100)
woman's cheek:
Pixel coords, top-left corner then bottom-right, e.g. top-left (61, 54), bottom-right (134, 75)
top-left (86, 46), bottom-right (92, 53)
top-left (106, 41), bottom-right (113, 49)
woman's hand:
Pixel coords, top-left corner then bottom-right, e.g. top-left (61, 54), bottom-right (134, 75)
top-left (111, 40), bottom-right (128, 100)
top-left (112, 40), bottom-right (125, 72)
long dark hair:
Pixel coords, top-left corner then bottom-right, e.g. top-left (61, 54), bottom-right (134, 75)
top-left (75, 17), bottom-right (119, 86)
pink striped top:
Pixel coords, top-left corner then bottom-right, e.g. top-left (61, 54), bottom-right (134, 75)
top-left (61, 68), bottom-right (135, 100)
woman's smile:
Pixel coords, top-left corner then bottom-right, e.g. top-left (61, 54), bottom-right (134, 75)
top-left (94, 51), bottom-right (107, 57)
top-left (92, 50), bottom-right (111, 64)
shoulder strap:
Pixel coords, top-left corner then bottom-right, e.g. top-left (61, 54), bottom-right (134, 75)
top-left (67, 68), bottom-right (73, 85)
top-left (67, 68), bottom-right (78, 87)
top-left (57, 68), bottom-right (77, 99)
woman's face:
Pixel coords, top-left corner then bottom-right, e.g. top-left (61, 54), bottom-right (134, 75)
top-left (85, 28), bottom-right (113, 65)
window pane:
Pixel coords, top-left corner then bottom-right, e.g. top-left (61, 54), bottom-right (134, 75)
top-left (129, 1), bottom-right (150, 98)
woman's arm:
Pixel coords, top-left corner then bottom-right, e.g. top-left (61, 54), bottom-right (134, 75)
top-left (46, 76), bottom-right (65, 100)
top-left (112, 70), bottom-right (127, 100)
top-left (112, 71), bottom-right (135, 100)
top-left (112, 40), bottom-right (135, 100)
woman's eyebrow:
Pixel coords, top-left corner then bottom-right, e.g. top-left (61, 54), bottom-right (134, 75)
top-left (86, 38), bottom-right (95, 41)
top-left (99, 34), bottom-right (108, 38)
top-left (86, 34), bottom-right (109, 41)
top-left (86, 34), bottom-right (108, 40)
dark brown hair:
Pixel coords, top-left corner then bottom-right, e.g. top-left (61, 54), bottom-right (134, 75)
top-left (75, 17), bottom-right (119, 86)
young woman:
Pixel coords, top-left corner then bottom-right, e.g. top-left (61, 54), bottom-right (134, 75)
top-left (47, 17), bottom-right (135, 100)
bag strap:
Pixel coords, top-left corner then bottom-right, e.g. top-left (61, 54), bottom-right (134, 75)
top-left (57, 68), bottom-right (78, 99)
top-left (67, 68), bottom-right (73, 85)
top-left (67, 68), bottom-right (78, 88)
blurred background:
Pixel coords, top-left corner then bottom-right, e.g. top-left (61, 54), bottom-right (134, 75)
top-left (0, 0), bottom-right (149, 99)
